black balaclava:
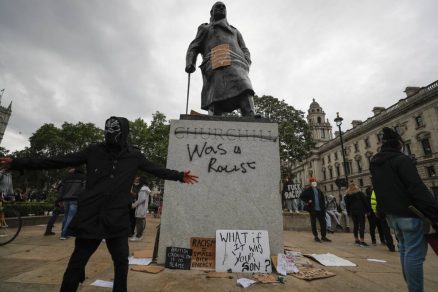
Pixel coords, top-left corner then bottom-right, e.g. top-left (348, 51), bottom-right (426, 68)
top-left (104, 116), bottom-right (130, 151)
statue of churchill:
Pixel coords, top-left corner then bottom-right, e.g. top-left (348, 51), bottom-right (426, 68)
top-left (185, 2), bottom-right (256, 117)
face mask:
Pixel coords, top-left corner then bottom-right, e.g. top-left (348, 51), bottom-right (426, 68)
top-left (105, 118), bottom-right (121, 146)
top-left (311, 182), bottom-right (317, 187)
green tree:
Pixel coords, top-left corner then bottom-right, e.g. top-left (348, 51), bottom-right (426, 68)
top-left (129, 112), bottom-right (170, 189)
top-left (254, 95), bottom-right (313, 175)
top-left (129, 118), bottom-right (150, 151)
top-left (144, 112), bottom-right (170, 166)
top-left (0, 146), bottom-right (9, 157)
top-left (13, 122), bottom-right (104, 192)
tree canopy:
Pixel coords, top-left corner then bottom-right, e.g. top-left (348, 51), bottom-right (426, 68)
top-left (130, 112), bottom-right (170, 167)
top-left (254, 95), bottom-right (313, 175)
top-left (28, 122), bottom-right (104, 157)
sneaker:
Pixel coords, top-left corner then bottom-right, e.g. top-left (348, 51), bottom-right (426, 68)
top-left (44, 231), bottom-right (56, 236)
top-left (321, 237), bottom-right (332, 242)
top-left (336, 224), bottom-right (343, 230)
top-left (129, 236), bottom-right (143, 241)
top-left (389, 246), bottom-right (396, 252)
top-left (372, 240), bottom-right (377, 245)
top-left (314, 237), bottom-right (321, 242)
top-left (360, 241), bottom-right (369, 247)
top-left (355, 240), bottom-right (361, 245)
top-left (327, 229), bottom-right (334, 234)
top-left (345, 227), bottom-right (350, 233)
top-left (60, 237), bottom-right (68, 240)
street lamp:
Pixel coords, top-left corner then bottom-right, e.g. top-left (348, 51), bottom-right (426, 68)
top-left (334, 112), bottom-right (349, 187)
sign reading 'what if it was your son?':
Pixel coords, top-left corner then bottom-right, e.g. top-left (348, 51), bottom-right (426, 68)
top-left (216, 230), bottom-right (272, 273)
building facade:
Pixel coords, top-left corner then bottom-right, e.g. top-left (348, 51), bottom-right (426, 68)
top-left (0, 90), bottom-right (12, 145)
top-left (290, 80), bottom-right (438, 199)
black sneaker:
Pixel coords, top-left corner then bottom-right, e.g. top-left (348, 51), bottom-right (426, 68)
top-left (314, 237), bottom-right (321, 242)
top-left (355, 240), bottom-right (361, 245)
top-left (360, 241), bottom-right (369, 247)
top-left (389, 246), bottom-right (396, 252)
top-left (44, 231), bottom-right (56, 236)
top-left (372, 240), bottom-right (377, 245)
top-left (321, 237), bottom-right (332, 242)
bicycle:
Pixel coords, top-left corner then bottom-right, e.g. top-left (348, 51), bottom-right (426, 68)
top-left (0, 200), bottom-right (22, 246)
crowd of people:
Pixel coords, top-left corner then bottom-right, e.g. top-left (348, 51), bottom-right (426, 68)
top-left (283, 174), bottom-right (412, 251)
top-left (283, 127), bottom-right (438, 292)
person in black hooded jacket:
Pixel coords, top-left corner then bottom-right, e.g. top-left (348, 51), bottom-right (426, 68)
top-left (370, 127), bottom-right (438, 292)
top-left (0, 116), bottom-right (198, 292)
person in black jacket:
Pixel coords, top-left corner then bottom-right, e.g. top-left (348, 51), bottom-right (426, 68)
top-left (370, 127), bottom-right (438, 292)
top-left (0, 116), bottom-right (198, 292)
top-left (300, 177), bottom-right (331, 242)
top-left (58, 167), bottom-right (86, 240)
top-left (344, 183), bottom-right (371, 246)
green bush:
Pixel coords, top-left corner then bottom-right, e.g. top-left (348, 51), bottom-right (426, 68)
top-left (3, 202), bottom-right (55, 216)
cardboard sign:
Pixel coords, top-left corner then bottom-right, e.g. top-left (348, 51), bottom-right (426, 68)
top-left (215, 230), bottom-right (272, 273)
top-left (211, 44), bottom-right (231, 69)
top-left (165, 247), bottom-right (192, 270)
top-left (190, 237), bottom-right (216, 270)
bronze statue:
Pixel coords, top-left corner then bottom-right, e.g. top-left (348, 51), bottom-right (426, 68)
top-left (185, 2), bottom-right (256, 117)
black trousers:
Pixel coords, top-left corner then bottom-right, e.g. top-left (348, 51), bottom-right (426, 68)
top-left (46, 205), bottom-right (62, 232)
top-left (129, 209), bottom-right (136, 237)
top-left (351, 213), bottom-right (366, 239)
top-left (60, 237), bottom-right (129, 292)
top-left (368, 213), bottom-right (385, 243)
top-left (309, 211), bottom-right (327, 238)
top-left (380, 217), bottom-right (395, 249)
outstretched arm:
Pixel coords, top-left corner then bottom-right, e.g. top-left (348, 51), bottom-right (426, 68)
top-left (139, 155), bottom-right (198, 184)
top-left (0, 150), bottom-right (87, 171)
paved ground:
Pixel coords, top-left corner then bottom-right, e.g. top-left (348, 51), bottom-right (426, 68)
top-left (0, 215), bottom-right (437, 292)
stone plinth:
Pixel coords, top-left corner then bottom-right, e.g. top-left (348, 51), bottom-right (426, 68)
top-left (157, 116), bottom-right (283, 264)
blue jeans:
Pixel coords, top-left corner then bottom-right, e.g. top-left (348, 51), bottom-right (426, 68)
top-left (61, 201), bottom-right (78, 238)
top-left (386, 215), bottom-right (428, 292)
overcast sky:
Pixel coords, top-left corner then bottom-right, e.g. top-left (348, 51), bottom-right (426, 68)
top-left (1, 0), bottom-right (437, 152)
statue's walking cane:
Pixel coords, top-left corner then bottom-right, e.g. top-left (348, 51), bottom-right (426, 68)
top-left (185, 73), bottom-right (191, 115)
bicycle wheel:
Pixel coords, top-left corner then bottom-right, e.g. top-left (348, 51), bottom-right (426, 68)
top-left (0, 205), bottom-right (22, 246)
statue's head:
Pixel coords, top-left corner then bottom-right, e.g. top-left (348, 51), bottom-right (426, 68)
top-left (210, 2), bottom-right (226, 21)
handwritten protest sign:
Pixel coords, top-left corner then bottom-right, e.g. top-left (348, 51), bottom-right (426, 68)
top-left (216, 230), bottom-right (271, 273)
top-left (165, 247), bottom-right (192, 270)
top-left (190, 237), bottom-right (216, 270)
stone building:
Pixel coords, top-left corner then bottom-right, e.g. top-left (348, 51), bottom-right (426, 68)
top-left (0, 90), bottom-right (12, 145)
top-left (289, 80), bottom-right (438, 199)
